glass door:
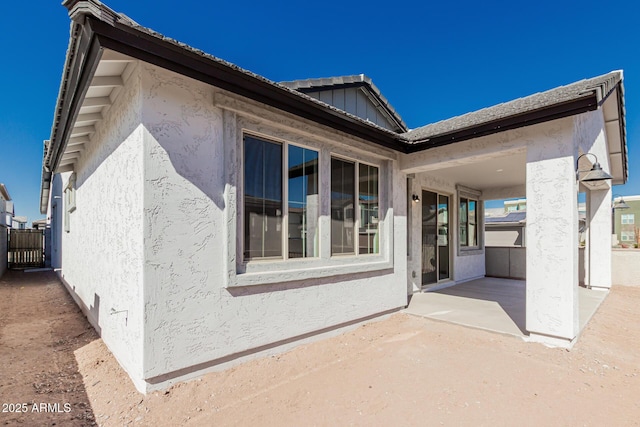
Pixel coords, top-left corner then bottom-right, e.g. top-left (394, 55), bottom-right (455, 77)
top-left (438, 194), bottom-right (450, 280)
top-left (422, 190), bottom-right (450, 286)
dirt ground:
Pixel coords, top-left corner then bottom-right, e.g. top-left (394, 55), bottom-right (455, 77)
top-left (1, 270), bottom-right (639, 426)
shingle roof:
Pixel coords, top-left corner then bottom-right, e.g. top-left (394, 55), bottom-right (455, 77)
top-left (42, 1), bottom-right (628, 214)
top-left (62, 0), bottom-right (402, 140)
top-left (280, 75), bottom-right (408, 132)
top-left (404, 71), bottom-right (623, 143)
top-left (485, 212), bottom-right (527, 224)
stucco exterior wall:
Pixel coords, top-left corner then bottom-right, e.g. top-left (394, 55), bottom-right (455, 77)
top-left (407, 172), bottom-right (485, 292)
top-left (58, 64), bottom-right (145, 387)
top-left (574, 109), bottom-right (610, 173)
top-left (525, 118), bottom-right (579, 342)
top-left (139, 64), bottom-right (407, 390)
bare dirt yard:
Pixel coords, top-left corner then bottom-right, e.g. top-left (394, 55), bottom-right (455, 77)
top-left (1, 270), bottom-right (639, 426)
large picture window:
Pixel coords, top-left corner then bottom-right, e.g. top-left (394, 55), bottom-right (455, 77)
top-left (459, 197), bottom-right (478, 247)
top-left (244, 135), bottom-right (319, 261)
top-left (331, 157), bottom-right (379, 255)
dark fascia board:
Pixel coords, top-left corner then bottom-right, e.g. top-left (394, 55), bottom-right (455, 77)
top-left (405, 95), bottom-right (598, 153)
top-left (86, 17), bottom-right (406, 153)
top-left (48, 25), bottom-right (103, 177)
top-left (615, 83), bottom-right (629, 183)
top-left (48, 2), bottom-right (628, 188)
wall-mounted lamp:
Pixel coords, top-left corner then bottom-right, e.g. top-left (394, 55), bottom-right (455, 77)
top-left (576, 153), bottom-right (612, 182)
top-left (613, 195), bottom-right (630, 210)
top-left (412, 194), bottom-right (420, 203)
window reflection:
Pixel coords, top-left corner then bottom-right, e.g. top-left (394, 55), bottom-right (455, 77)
top-left (331, 158), bottom-right (355, 254)
top-left (288, 145), bottom-right (319, 258)
top-left (359, 164), bottom-right (379, 254)
top-left (244, 136), bottom-right (282, 259)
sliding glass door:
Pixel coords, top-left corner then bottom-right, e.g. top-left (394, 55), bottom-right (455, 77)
top-left (422, 190), bottom-right (450, 285)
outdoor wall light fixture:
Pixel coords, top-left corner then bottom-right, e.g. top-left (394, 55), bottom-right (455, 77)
top-left (613, 194), bottom-right (630, 210)
top-left (576, 153), bottom-right (613, 182)
top-left (412, 194), bottom-right (420, 203)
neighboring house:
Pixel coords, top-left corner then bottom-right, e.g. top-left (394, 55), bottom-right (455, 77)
top-left (0, 183), bottom-right (11, 277)
top-left (504, 199), bottom-right (527, 213)
top-left (613, 195), bottom-right (640, 246)
top-left (41, 0), bottom-right (629, 393)
top-left (485, 202), bottom-right (587, 247)
top-left (12, 216), bottom-right (28, 230)
top-left (4, 200), bottom-right (14, 229)
top-left (485, 212), bottom-right (527, 247)
top-left (32, 219), bottom-right (48, 230)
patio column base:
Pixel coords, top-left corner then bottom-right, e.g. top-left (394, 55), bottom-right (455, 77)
top-left (586, 285), bottom-right (610, 292)
top-left (528, 332), bottom-right (575, 349)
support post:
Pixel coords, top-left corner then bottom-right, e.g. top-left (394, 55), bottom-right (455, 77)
top-left (525, 135), bottom-right (579, 346)
top-left (587, 187), bottom-right (612, 289)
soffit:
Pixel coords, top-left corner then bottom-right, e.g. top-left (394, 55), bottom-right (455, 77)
top-left (56, 49), bottom-right (136, 172)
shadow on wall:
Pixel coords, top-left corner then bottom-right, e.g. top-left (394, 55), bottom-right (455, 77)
top-left (90, 292), bottom-right (102, 335)
top-left (143, 119), bottom-right (225, 212)
top-left (226, 268), bottom-right (395, 297)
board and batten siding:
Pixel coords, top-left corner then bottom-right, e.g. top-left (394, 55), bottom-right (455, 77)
top-left (306, 87), bottom-right (397, 131)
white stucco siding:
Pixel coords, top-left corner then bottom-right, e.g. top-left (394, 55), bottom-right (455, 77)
top-left (525, 118), bottom-right (579, 342)
top-left (574, 109), bottom-right (610, 173)
top-left (139, 64), bottom-right (407, 385)
top-left (59, 64), bottom-right (145, 384)
top-left (140, 63), bottom-right (226, 379)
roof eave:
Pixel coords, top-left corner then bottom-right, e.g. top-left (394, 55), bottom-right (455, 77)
top-left (406, 94), bottom-right (598, 153)
top-left (41, 1), bottom-right (409, 213)
top-left (0, 183), bottom-right (10, 201)
top-left (615, 82), bottom-right (629, 184)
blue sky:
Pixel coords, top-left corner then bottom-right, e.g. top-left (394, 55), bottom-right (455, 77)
top-left (1, 0), bottom-right (638, 222)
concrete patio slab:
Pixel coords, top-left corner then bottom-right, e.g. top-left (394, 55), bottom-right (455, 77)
top-left (404, 277), bottom-right (608, 340)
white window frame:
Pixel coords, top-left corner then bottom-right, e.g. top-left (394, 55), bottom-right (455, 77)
top-left (330, 154), bottom-right (380, 257)
top-left (229, 120), bottom-right (392, 288)
top-left (64, 174), bottom-right (76, 233)
top-left (457, 185), bottom-right (483, 255)
top-left (242, 132), bottom-right (320, 263)
top-left (621, 214), bottom-right (635, 225)
top-left (621, 231), bottom-right (635, 242)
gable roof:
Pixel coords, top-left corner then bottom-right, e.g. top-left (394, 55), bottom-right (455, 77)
top-left (280, 75), bottom-right (407, 132)
top-left (41, 0), bottom-right (629, 212)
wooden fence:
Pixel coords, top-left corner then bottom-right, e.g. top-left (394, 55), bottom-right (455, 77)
top-left (8, 229), bottom-right (44, 269)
